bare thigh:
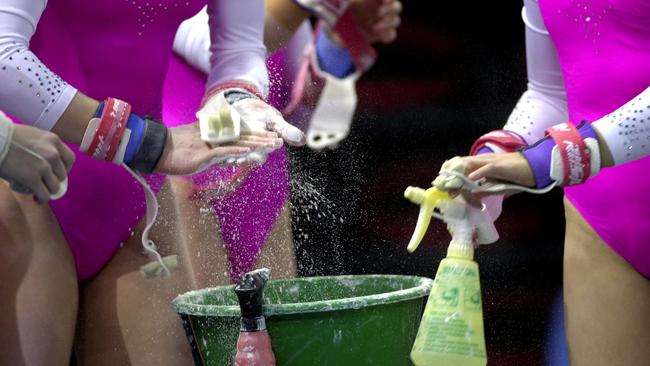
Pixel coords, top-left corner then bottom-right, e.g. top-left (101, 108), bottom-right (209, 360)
top-left (253, 201), bottom-right (296, 280)
top-left (75, 180), bottom-right (194, 366)
top-left (0, 182), bottom-right (78, 366)
top-left (74, 177), bottom-right (297, 366)
top-left (171, 178), bottom-right (296, 289)
top-left (563, 197), bottom-right (650, 366)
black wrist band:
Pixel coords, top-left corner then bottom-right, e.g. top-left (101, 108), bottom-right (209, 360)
top-left (224, 90), bottom-right (256, 104)
top-left (127, 117), bottom-right (168, 174)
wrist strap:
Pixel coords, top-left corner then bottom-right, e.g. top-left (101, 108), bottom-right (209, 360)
top-left (86, 98), bottom-right (130, 161)
top-left (545, 122), bottom-right (591, 186)
top-left (201, 80), bottom-right (265, 108)
top-left (469, 130), bottom-right (528, 155)
top-left (329, 11), bottom-right (377, 72)
top-left (315, 27), bottom-right (355, 78)
top-left (127, 117), bottom-right (168, 174)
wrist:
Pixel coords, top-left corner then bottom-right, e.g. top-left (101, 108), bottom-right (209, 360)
top-left (52, 93), bottom-right (100, 145)
top-left (81, 97), bottom-right (168, 173)
top-left (521, 121), bottom-right (600, 188)
top-left (127, 117), bottom-right (168, 173)
top-left (470, 130), bottom-right (528, 155)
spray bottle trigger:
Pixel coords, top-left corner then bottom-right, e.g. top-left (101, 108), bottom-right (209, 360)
top-left (404, 186), bottom-right (451, 253)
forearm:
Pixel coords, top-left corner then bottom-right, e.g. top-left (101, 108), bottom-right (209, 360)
top-left (51, 92), bottom-right (99, 145)
top-left (0, 0), bottom-right (98, 146)
top-left (266, 0), bottom-right (310, 52)
top-left (267, 0), bottom-right (308, 33)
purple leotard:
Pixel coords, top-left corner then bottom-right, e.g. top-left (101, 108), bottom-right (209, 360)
top-left (29, 0), bottom-right (205, 280)
top-left (539, 0), bottom-right (650, 278)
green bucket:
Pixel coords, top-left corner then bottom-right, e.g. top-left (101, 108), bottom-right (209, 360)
top-left (172, 274), bottom-right (433, 366)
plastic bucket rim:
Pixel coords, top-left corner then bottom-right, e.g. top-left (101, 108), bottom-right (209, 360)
top-left (171, 274), bottom-right (433, 317)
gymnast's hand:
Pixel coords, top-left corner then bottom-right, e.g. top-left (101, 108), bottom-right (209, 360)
top-left (462, 153), bottom-right (535, 188)
top-left (0, 123), bottom-right (75, 203)
top-left (350, 0), bottom-right (402, 44)
top-left (154, 122), bottom-right (282, 176)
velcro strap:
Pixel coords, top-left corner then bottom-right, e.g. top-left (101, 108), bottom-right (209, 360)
top-left (201, 80), bottom-right (265, 108)
top-left (127, 118), bottom-right (168, 174)
top-left (330, 11), bottom-right (377, 72)
top-left (469, 130), bottom-right (527, 155)
top-left (545, 122), bottom-right (591, 185)
top-left (87, 98), bottom-right (131, 161)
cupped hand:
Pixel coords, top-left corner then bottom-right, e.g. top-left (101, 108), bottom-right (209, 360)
top-left (233, 98), bottom-right (306, 146)
top-left (0, 124), bottom-right (75, 203)
top-left (154, 122), bottom-right (282, 176)
top-left (433, 153), bottom-right (536, 197)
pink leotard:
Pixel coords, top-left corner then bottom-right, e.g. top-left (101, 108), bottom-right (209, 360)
top-left (539, 0), bottom-right (650, 278)
top-left (24, 0), bottom-right (208, 280)
top-left (163, 47), bottom-right (296, 283)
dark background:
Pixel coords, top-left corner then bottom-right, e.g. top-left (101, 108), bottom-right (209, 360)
top-left (289, 2), bottom-right (567, 365)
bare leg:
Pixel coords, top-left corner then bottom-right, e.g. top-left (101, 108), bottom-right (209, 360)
top-left (0, 182), bottom-right (78, 366)
top-left (176, 178), bottom-right (297, 287)
top-left (171, 178), bottom-right (296, 288)
top-left (75, 177), bottom-right (296, 366)
top-left (563, 198), bottom-right (650, 366)
top-left (171, 178), bottom-right (231, 288)
top-left (75, 180), bottom-right (194, 366)
top-left (253, 202), bottom-right (296, 280)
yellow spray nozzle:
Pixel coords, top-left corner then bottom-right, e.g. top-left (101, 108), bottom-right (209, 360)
top-left (404, 186), bottom-right (451, 253)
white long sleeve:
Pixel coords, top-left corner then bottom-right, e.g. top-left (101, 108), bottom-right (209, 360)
top-left (173, 6), bottom-right (211, 74)
top-left (0, 0), bottom-right (77, 130)
top-left (503, 0), bottom-right (567, 143)
top-left (206, 0), bottom-right (268, 96)
top-left (592, 86), bottom-right (650, 166)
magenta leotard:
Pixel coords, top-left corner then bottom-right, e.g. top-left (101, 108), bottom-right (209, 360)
top-left (539, 0), bottom-right (650, 278)
top-left (163, 50), bottom-right (292, 283)
top-left (29, 0), bottom-right (205, 281)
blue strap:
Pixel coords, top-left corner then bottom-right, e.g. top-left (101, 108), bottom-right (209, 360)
top-left (124, 114), bottom-right (145, 164)
top-left (315, 28), bottom-right (355, 78)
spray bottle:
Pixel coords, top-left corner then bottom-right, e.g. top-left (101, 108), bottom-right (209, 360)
top-left (404, 185), bottom-right (498, 366)
top-left (234, 268), bottom-right (276, 366)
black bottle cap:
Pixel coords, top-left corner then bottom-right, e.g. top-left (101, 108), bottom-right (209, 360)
top-left (234, 268), bottom-right (270, 321)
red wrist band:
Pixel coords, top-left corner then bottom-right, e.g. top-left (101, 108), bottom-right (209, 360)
top-left (330, 10), bottom-right (377, 72)
top-left (469, 130), bottom-right (528, 155)
top-left (545, 122), bottom-right (591, 186)
top-left (87, 97), bottom-right (131, 161)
